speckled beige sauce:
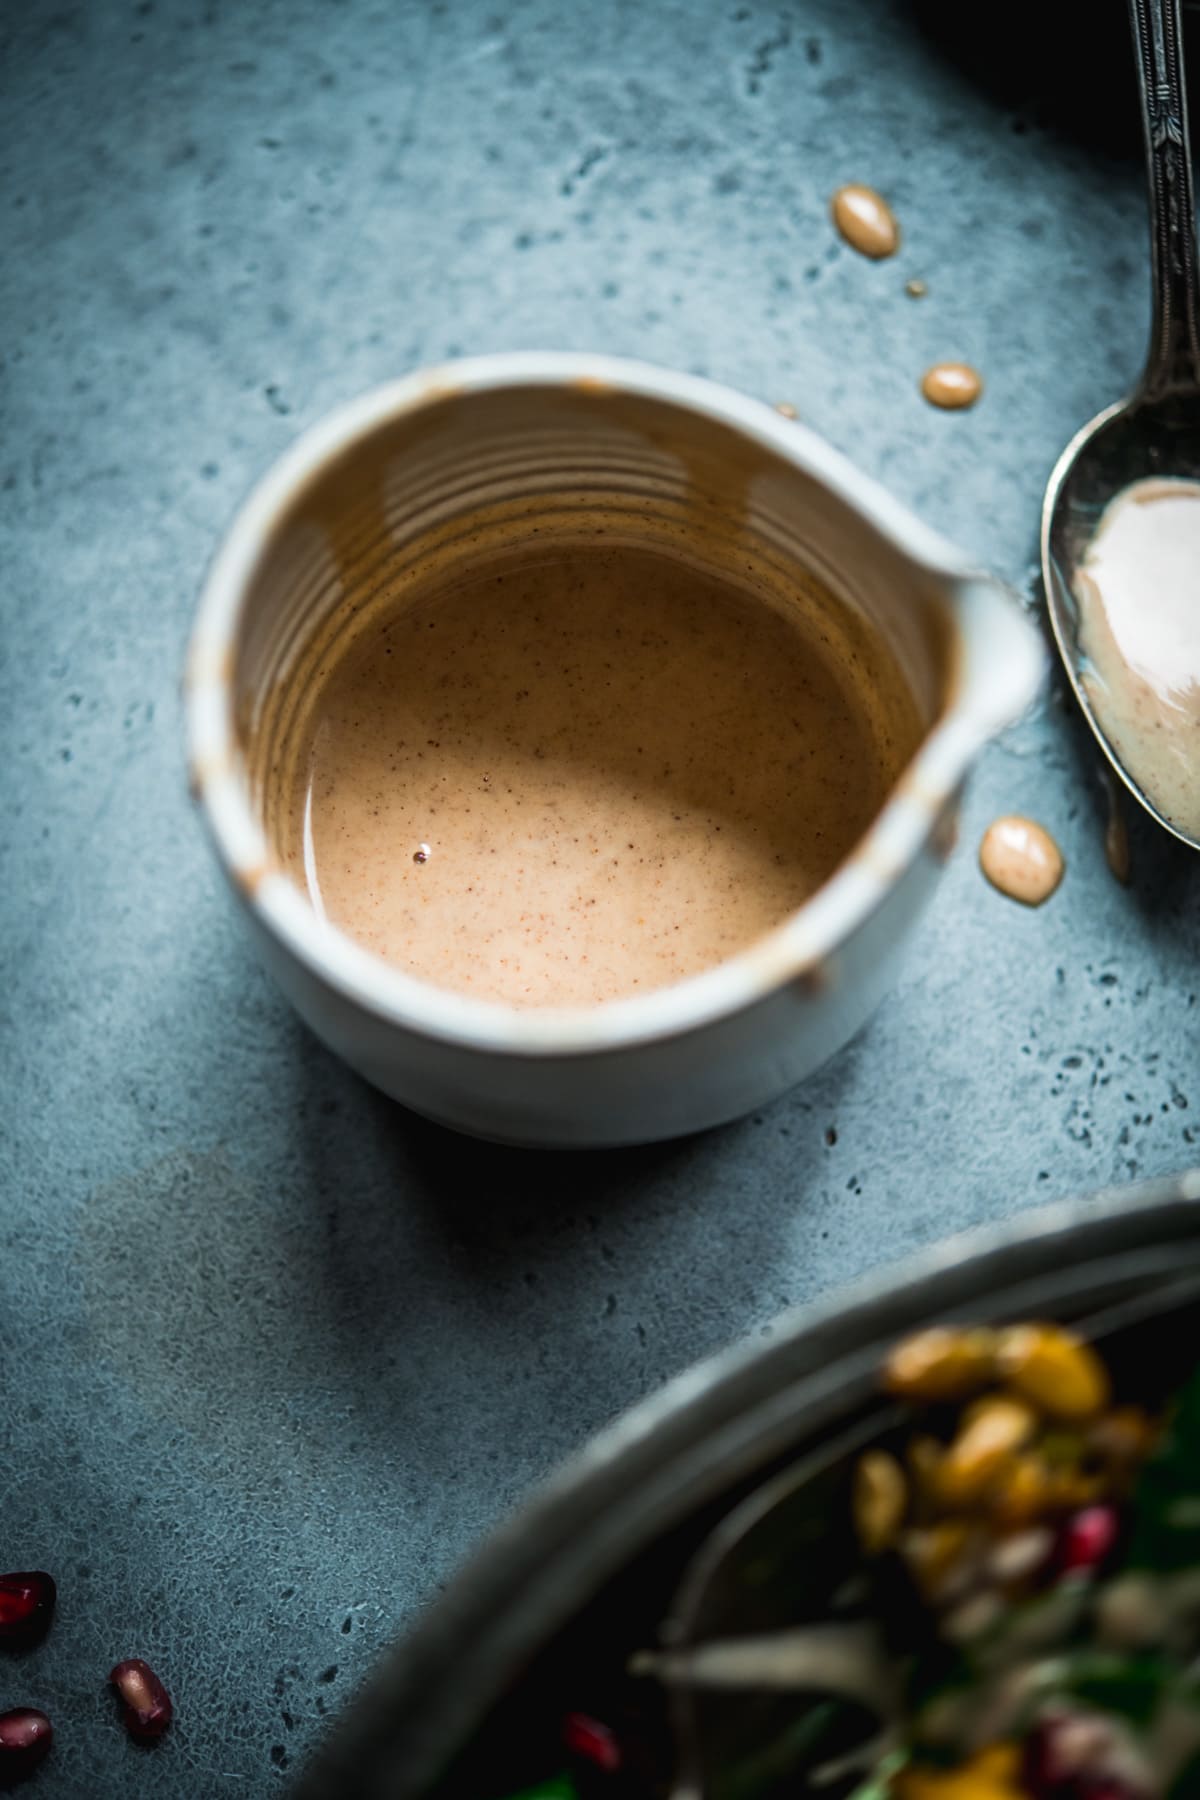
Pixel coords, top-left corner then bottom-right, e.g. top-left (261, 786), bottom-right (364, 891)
top-left (830, 184), bottom-right (900, 259)
top-left (1077, 477), bottom-right (1200, 842)
top-left (979, 815), bottom-right (1064, 906)
top-left (1104, 772), bottom-right (1132, 886)
top-left (921, 363), bottom-right (984, 410)
top-left (284, 546), bottom-right (909, 1007)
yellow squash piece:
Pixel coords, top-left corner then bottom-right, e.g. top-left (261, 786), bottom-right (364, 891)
top-left (884, 1328), bottom-right (998, 1403)
top-left (895, 1744), bottom-right (1026, 1800)
top-left (995, 1325), bottom-right (1110, 1420)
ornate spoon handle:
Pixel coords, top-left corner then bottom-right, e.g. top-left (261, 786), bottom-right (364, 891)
top-left (1129, 0), bottom-right (1200, 395)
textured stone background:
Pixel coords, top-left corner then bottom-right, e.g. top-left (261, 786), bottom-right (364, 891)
top-left (2, 0), bottom-right (1199, 1792)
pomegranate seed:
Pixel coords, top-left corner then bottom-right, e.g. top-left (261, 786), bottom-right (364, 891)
top-left (1058, 1505), bottom-right (1120, 1576)
top-left (0, 1573), bottom-right (56, 1645)
top-left (1024, 1716), bottom-right (1068, 1797)
top-left (1023, 1711), bottom-right (1140, 1800)
top-left (563, 1711), bottom-right (621, 1773)
top-left (109, 1658), bottom-right (172, 1741)
top-left (0, 1708), bottom-right (53, 1779)
top-left (1023, 1711), bottom-right (1100, 1797)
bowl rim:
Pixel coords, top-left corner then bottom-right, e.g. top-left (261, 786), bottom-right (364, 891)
top-left (290, 1168), bottom-right (1200, 1799)
top-left (186, 350), bottom-right (994, 1060)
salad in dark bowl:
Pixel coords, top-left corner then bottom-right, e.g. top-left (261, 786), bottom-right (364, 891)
top-left (292, 1177), bottom-right (1200, 1800)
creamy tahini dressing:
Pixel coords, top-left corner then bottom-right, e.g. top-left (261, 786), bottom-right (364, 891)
top-left (979, 816), bottom-right (1064, 906)
top-left (831, 185), bottom-right (901, 259)
top-left (921, 363), bottom-right (983, 411)
top-left (284, 545), bottom-right (917, 1008)
top-left (1076, 477), bottom-right (1200, 841)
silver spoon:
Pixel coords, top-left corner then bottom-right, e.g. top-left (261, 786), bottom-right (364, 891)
top-left (1042, 0), bottom-right (1200, 851)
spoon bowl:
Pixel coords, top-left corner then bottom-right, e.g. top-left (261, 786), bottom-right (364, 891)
top-left (1042, 389), bottom-right (1200, 850)
top-left (1041, 0), bottom-right (1200, 851)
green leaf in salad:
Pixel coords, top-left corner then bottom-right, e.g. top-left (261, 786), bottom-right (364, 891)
top-left (1055, 1651), bottom-right (1178, 1728)
top-left (497, 1778), bottom-right (579, 1800)
top-left (719, 1698), bottom-right (848, 1800)
top-left (1167, 1747), bottom-right (1200, 1800)
top-left (844, 1750), bottom-right (910, 1800)
top-left (716, 1696), bottom-right (892, 1800)
top-left (1127, 1363), bottom-right (1200, 1574)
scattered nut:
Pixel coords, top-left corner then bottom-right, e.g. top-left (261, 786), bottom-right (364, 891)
top-left (902, 1520), bottom-right (974, 1603)
top-left (995, 1325), bottom-right (1110, 1420)
top-left (854, 1449), bottom-right (908, 1552)
top-left (990, 1453), bottom-right (1057, 1527)
top-left (884, 1327), bottom-right (998, 1403)
top-left (938, 1396), bottom-right (1037, 1507)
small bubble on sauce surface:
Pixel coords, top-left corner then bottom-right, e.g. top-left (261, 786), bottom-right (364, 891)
top-left (830, 184), bottom-right (900, 259)
top-left (979, 815), bottom-right (1064, 907)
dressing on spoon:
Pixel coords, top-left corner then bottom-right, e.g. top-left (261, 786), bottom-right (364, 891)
top-left (1041, 0), bottom-right (1200, 852)
top-left (1076, 477), bottom-right (1200, 843)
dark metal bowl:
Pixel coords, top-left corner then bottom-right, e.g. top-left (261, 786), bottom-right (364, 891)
top-left (292, 1171), bottom-right (1200, 1800)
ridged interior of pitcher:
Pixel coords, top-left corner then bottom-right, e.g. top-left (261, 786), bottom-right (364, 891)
top-left (231, 386), bottom-right (956, 863)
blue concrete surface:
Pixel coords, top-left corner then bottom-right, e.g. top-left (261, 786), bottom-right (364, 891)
top-left (2, 0), bottom-right (1199, 1792)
